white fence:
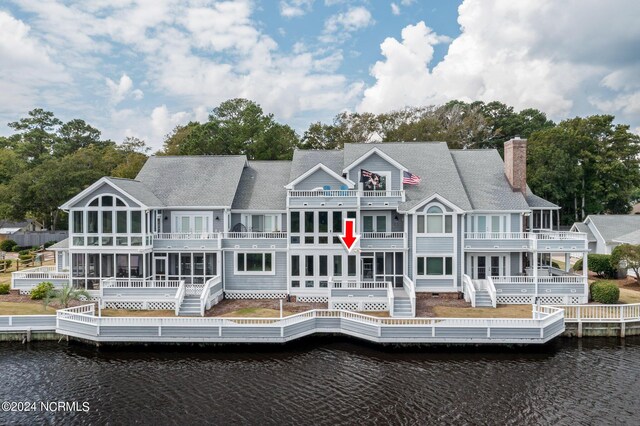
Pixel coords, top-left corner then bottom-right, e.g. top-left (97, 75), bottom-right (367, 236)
top-left (361, 232), bottom-right (405, 239)
top-left (154, 233), bottom-right (219, 240)
top-left (55, 304), bottom-right (564, 344)
top-left (556, 303), bottom-right (640, 323)
top-left (224, 232), bottom-right (287, 239)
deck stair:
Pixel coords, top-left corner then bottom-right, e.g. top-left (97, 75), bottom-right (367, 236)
top-left (474, 289), bottom-right (493, 308)
top-left (393, 297), bottom-right (413, 317)
top-left (178, 295), bottom-right (202, 316)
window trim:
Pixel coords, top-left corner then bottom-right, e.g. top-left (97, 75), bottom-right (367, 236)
top-left (234, 251), bottom-right (276, 275)
top-left (416, 255), bottom-right (454, 277)
top-left (416, 202), bottom-right (453, 235)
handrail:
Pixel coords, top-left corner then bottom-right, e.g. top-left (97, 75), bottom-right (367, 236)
top-left (224, 232), bottom-right (287, 239)
top-left (12, 265), bottom-right (69, 280)
top-left (361, 232), bottom-right (405, 239)
top-left (154, 232), bottom-right (219, 240)
top-left (462, 274), bottom-right (476, 307)
top-left (486, 276), bottom-right (497, 308)
top-left (329, 281), bottom-right (389, 289)
top-left (387, 283), bottom-right (395, 317)
top-left (174, 280), bottom-right (186, 316)
top-left (464, 232), bottom-right (530, 239)
top-left (199, 276), bottom-right (222, 316)
top-left (534, 231), bottom-right (587, 240)
top-left (554, 303), bottom-right (640, 323)
top-left (101, 278), bottom-right (182, 289)
top-left (360, 190), bottom-right (404, 197)
top-left (288, 190), bottom-right (359, 197)
top-left (403, 275), bottom-right (416, 317)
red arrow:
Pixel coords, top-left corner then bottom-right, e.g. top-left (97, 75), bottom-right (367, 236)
top-left (339, 218), bottom-right (360, 253)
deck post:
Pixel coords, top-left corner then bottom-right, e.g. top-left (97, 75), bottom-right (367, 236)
top-left (577, 321), bottom-right (583, 338)
top-left (533, 251), bottom-right (539, 299)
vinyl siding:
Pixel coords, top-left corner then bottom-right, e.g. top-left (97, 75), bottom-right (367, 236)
top-left (71, 183), bottom-right (141, 208)
top-left (416, 237), bottom-right (454, 253)
top-left (223, 251), bottom-right (287, 291)
top-left (294, 169), bottom-right (345, 190)
top-left (346, 152), bottom-right (402, 190)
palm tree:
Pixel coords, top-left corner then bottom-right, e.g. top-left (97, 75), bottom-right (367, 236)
top-left (50, 284), bottom-right (91, 309)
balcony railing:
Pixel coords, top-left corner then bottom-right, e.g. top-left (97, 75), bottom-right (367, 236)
top-left (465, 232), bottom-right (530, 239)
top-left (224, 232), bottom-right (288, 239)
top-left (101, 278), bottom-right (182, 288)
top-left (492, 275), bottom-right (587, 285)
top-left (12, 266), bottom-right (70, 281)
top-left (361, 232), bottom-right (405, 239)
top-left (288, 190), bottom-right (404, 198)
top-left (154, 232), bottom-right (219, 240)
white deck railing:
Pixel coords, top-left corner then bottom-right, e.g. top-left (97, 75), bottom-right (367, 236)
top-left (101, 278), bottom-right (182, 289)
top-left (555, 303), bottom-right (640, 323)
top-left (174, 281), bottom-right (186, 316)
top-left (224, 232), bottom-right (287, 239)
top-left (361, 190), bottom-right (404, 197)
top-left (403, 275), bottom-right (416, 317)
top-left (486, 276), bottom-right (497, 307)
top-left (462, 274), bottom-right (477, 307)
top-left (361, 232), bottom-right (405, 239)
top-left (329, 281), bottom-right (389, 289)
top-left (464, 231), bottom-right (586, 241)
top-left (55, 304), bottom-right (565, 344)
top-left (289, 190), bottom-right (359, 197)
top-left (200, 276), bottom-right (223, 316)
top-left (535, 231), bottom-right (587, 240)
top-left (492, 275), bottom-right (586, 285)
top-left (154, 232), bottom-right (219, 240)
top-left (12, 266), bottom-right (70, 280)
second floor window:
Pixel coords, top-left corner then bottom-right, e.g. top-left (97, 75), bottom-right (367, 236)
top-left (417, 205), bottom-right (452, 234)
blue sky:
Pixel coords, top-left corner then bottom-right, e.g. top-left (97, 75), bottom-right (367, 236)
top-left (1, 1), bottom-right (640, 150)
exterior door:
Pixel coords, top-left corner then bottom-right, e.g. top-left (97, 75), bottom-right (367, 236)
top-left (154, 256), bottom-right (167, 281)
top-left (477, 256), bottom-right (486, 279)
top-left (362, 257), bottom-right (374, 280)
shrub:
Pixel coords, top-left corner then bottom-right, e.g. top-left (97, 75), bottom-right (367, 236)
top-left (574, 258), bottom-right (583, 271)
top-left (552, 261), bottom-right (560, 269)
top-left (590, 281), bottom-right (620, 304)
top-left (30, 281), bottom-right (54, 300)
top-left (0, 239), bottom-right (17, 252)
top-left (18, 249), bottom-right (32, 256)
top-left (0, 284), bottom-right (9, 294)
top-left (0, 259), bottom-right (12, 269)
top-left (44, 240), bottom-right (57, 249)
top-left (19, 254), bottom-right (34, 261)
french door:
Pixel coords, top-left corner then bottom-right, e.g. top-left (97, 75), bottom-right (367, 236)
top-left (469, 254), bottom-right (508, 279)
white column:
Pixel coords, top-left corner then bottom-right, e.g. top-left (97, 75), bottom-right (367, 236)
top-left (582, 252), bottom-right (588, 297)
top-left (565, 253), bottom-right (570, 272)
top-left (533, 251), bottom-right (539, 299)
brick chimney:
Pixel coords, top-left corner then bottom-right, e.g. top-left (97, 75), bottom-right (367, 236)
top-left (504, 137), bottom-right (527, 195)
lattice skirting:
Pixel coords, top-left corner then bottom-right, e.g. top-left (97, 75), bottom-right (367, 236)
top-left (363, 302), bottom-right (388, 311)
top-left (224, 292), bottom-right (288, 300)
top-left (297, 296), bottom-right (329, 303)
top-left (104, 301), bottom-right (176, 310)
top-left (496, 295), bottom-right (535, 305)
top-left (332, 302), bottom-right (359, 311)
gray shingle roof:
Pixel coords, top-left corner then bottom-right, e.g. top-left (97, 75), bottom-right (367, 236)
top-left (525, 188), bottom-right (559, 209)
top-left (450, 149), bottom-right (530, 211)
top-left (343, 142), bottom-right (473, 211)
top-left (289, 150), bottom-right (343, 182)
top-left (135, 156), bottom-right (247, 207)
top-left (571, 222), bottom-right (596, 242)
top-left (104, 177), bottom-right (164, 207)
top-left (49, 238), bottom-right (68, 250)
top-left (232, 161), bottom-right (291, 210)
top-left (587, 215), bottom-right (640, 243)
top-left (613, 229), bottom-right (640, 244)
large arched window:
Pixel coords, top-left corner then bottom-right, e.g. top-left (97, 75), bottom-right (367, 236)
top-left (71, 194), bottom-right (144, 247)
top-left (417, 203), bottom-right (453, 234)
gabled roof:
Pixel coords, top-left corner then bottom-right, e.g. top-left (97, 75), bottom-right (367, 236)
top-left (49, 238), bottom-right (69, 250)
top-left (285, 163), bottom-right (353, 189)
top-left (289, 150), bottom-right (343, 182)
top-left (342, 146), bottom-right (407, 173)
top-left (585, 215), bottom-right (640, 243)
top-left (344, 142), bottom-right (473, 211)
top-left (450, 149), bottom-right (530, 211)
top-left (571, 222), bottom-right (596, 242)
top-left (60, 176), bottom-right (162, 209)
top-left (232, 161), bottom-right (291, 210)
top-left (525, 188), bottom-right (560, 209)
top-left (135, 156), bottom-right (247, 207)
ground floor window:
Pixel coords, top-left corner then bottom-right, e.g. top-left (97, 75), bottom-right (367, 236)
top-left (417, 256), bottom-right (453, 276)
top-left (235, 252), bottom-right (274, 274)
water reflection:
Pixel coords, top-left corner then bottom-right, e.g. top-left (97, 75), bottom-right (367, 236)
top-left (0, 337), bottom-right (638, 425)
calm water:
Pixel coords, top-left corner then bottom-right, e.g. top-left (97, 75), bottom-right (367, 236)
top-left (0, 337), bottom-right (639, 425)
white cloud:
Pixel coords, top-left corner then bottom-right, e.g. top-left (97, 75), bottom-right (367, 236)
top-left (280, 0), bottom-right (314, 18)
top-left (359, 0), bottom-right (640, 125)
top-left (321, 6), bottom-right (374, 42)
top-left (391, 3), bottom-right (400, 15)
top-left (105, 74), bottom-right (144, 105)
top-left (0, 11), bottom-right (70, 115)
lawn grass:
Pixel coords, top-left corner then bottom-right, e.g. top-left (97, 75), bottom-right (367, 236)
top-left (100, 309), bottom-right (176, 317)
top-left (432, 304), bottom-right (532, 318)
top-left (0, 302), bottom-right (56, 315)
top-left (619, 288), bottom-right (640, 304)
top-left (0, 257), bottom-right (55, 286)
top-left (220, 308), bottom-right (294, 318)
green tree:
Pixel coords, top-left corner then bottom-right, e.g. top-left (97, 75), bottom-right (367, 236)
top-left (110, 137), bottom-right (149, 178)
top-left (7, 108), bottom-right (62, 162)
top-left (54, 119), bottom-right (105, 157)
top-left (160, 99), bottom-right (299, 159)
top-left (528, 115), bottom-right (640, 223)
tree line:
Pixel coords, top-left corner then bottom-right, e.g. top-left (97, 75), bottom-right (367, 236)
top-left (1, 99), bottom-right (638, 229)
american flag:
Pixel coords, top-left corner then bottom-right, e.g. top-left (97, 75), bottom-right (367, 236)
top-left (403, 171), bottom-right (421, 185)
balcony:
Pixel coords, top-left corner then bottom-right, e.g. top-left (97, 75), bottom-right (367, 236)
top-left (287, 189), bottom-right (405, 209)
top-left (12, 266), bottom-right (70, 294)
top-left (360, 232), bottom-right (406, 249)
top-left (153, 233), bottom-right (221, 250)
top-left (492, 274), bottom-right (587, 296)
top-left (464, 231), bottom-right (587, 252)
top-left (222, 232), bottom-right (288, 249)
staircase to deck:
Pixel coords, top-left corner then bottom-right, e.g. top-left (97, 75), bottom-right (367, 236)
top-left (474, 289), bottom-right (493, 307)
top-left (393, 296), bottom-right (413, 317)
top-left (178, 295), bottom-right (202, 316)
top-left (463, 275), bottom-right (497, 309)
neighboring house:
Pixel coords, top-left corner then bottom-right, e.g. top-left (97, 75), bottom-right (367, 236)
top-left (571, 215), bottom-right (640, 254)
top-left (12, 138), bottom-right (590, 315)
top-left (0, 219), bottom-right (45, 238)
